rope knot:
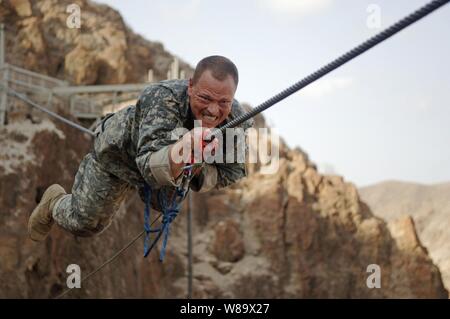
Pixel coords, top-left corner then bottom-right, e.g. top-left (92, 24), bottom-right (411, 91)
top-left (143, 170), bottom-right (190, 261)
top-left (161, 207), bottom-right (179, 224)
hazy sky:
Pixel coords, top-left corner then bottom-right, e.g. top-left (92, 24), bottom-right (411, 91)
top-left (95, 0), bottom-right (450, 187)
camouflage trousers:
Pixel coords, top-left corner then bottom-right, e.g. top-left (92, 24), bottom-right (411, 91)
top-left (52, 152), bottom-right (133, 237)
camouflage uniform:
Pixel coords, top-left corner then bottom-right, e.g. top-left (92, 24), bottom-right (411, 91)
top-left (53, 79), bottom-right (253, 236)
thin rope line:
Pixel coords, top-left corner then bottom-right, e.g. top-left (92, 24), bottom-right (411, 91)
top-left (5, 87), bottom-right (95, 136)
top-left (54, 213), bottom-right (162, 299)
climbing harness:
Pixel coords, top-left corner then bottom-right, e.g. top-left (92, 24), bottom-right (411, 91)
top-left (1, 0), bottom-right (447, 298)
top-left (142, 129), bottom-right (207, 261)
top-left (142, 134), bottom-right (207, 261)
top-left (142, 165), bottom-right (193, 261)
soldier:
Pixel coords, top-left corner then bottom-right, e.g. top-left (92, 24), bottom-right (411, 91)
top-left (28, 55), bottom-right (253, 241)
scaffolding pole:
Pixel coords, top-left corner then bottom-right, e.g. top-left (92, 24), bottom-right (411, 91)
top-left (0, 24), bottom-right (5, 125)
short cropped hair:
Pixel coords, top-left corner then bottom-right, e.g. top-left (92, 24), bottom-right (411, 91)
top-left (192, 55), bottom-right (239, 87)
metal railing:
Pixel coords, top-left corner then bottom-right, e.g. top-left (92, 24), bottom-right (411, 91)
top-left (0, 56), bottom-right (186, 125)
top-left (8, 64), bottom-right (68, 88)
top-left (0, 63), bottom-right (146, 123)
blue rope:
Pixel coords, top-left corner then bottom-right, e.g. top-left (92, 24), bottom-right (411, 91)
top-left (143, 184), bottom-right (162, 258)
top-left (143, 167), bottom-right (192, 261)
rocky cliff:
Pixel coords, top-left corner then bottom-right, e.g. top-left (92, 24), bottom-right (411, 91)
top-left (0, 0), bottom-right (447, 298)
top-left (0, 116), bottom-right (447, 298)
top-left (360, 181), bottom-right (450, 294)
top-left (1, 0), bottom-right (193, 84)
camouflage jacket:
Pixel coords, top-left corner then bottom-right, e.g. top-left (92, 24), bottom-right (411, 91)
top-left (93, 79), bottom-right (254, 199)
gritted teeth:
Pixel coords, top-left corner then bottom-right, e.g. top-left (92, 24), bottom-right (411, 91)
top-left (202, 114), bottom-right (217, 122)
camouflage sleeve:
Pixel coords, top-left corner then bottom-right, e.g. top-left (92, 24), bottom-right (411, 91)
top-left (215, 162), bottom-right (247, 189)
top-left (190, 156), bottom-right (247, 191)
top-left (135, 85), bottom-right (183, 187)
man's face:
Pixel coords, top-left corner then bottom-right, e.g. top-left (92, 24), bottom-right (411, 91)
top-left (188, 70), bottom-right (236, 128)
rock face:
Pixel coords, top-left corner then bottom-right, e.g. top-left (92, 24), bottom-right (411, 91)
top-left (1, 0), bottom-right (193, 84)
top-left (360, 181), bottom-right (450, 294)
top-left (189, 152), bottom-right (447, 298)
top-left (0, 118), bottom-right (188, 298)
top-left (0, 117), bottom-right (447, 298)
top-left (0, 0), bottom-right (448, 298)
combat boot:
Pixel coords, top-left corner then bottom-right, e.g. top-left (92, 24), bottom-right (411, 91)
top-left (28, 184), bottom-right (66, 241)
